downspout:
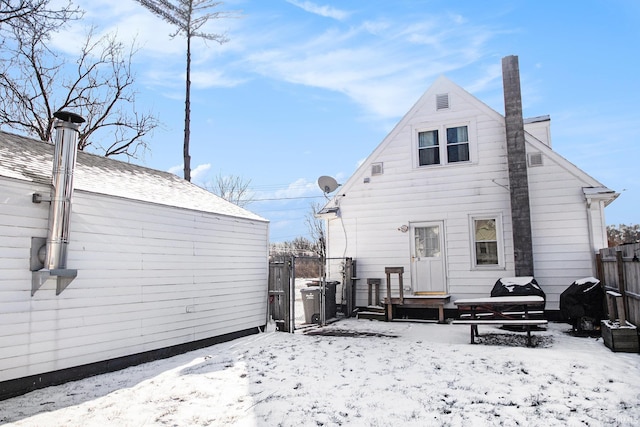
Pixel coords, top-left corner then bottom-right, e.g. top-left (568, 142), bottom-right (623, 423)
top-left (31, 110), bottom-right (85, 295)
top-left (502, 55), bottom-right (535, 276)
top-left (585, 197), bottom-right (597, 275)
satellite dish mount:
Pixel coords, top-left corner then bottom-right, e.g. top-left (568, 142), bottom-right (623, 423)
top-left (317, 176), bottom-right (339, 194)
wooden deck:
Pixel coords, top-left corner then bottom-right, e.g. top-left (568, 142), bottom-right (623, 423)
top-left (383, 295), bottom-right (451, 323)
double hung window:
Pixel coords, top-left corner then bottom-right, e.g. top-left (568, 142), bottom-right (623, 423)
top-left (446, 126), bottom-right (469, 163)
top-left (470, 215), bottom-right (504, 269)
top-left (417, 124), bottom-right (470, 167)
top-left (418, 130), bottom-right (439, 166)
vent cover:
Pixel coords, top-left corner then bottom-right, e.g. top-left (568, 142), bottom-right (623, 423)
top-left (527, 152), bottom-right (543, 167)
top-left (371, 162), bottom-right (383, 175)
top-left (436, 93), bottom-right (449, 110)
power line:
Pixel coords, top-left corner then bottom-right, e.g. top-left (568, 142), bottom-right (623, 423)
top-left (251, 195), bottom-right (324, 202)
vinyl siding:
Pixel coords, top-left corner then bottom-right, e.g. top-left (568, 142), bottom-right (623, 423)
top-left (0, 178), bottom-right (268, 382)
top-left (326, 76), bottom-right (610, 311)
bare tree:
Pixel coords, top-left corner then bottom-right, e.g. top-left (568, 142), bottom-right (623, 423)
top-left (203, 173), bottom-right (253, 207)
top-left (134, 0), bottom-right (233, 181)
top-left (306, 202), bottom-right (326, 260)
top-left (0, 2), bottom-right (159, 158)
top-left (607, 224), bottom-right (640, 247)
top-left (0, 0), bottom-right (79, 30)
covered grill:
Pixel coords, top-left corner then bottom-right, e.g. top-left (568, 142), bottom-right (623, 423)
top-left (491, 277), bottom-right (546, 302)
top-left (560, 277), bottom-right (604, 332)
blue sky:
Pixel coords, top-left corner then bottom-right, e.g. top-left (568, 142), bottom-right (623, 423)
top-left (51, 0), bottom-right (639, 242)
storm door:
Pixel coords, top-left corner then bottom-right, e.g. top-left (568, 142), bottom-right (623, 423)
top-left (410, 222), bottom-right (446, 294)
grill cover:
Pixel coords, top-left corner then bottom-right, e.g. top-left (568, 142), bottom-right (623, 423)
top-left (559, 277), bottom-right (604, 323)
top-left (490, 277), bottom-right (546, 303)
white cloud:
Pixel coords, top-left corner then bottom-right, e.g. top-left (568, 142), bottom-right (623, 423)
top-left (244, 14), bottom-right (495, 120)
top-left (167, 164), bottom-right (182, 176)
top-left (54, 1), bottom-right (497, 122)
top-left (465, 63), bottom-right (502, 93)
top-left (50, 0), bottom-right (244, 96)
top-left (166, 163), bottom-right (211, 183)
top-left (274, 178), bottom-right (319, 199)
top-left (286, 0), bottom-right (351, 21)
top-left (190, 70), bottom-right (246, 89)
top-left (191, 163), bottom-right (212, 183)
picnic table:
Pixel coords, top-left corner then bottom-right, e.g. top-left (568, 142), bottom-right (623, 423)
top-left (452, 295), bottom-right (547, 346)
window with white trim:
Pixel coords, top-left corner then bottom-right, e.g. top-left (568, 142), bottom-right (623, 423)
top-left (418, 130), bottom-right (439, 166)
top-left (446, 126), bottom-right (469, 163)
top-left (470, 215), bottom-right (504, 269)
top-left (417, 124), bottom-right (471, 167)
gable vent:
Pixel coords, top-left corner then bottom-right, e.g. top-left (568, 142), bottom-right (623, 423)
top-left (436, 93), bottom-right (449, 110)
top-left (527, 152), bottom-right (543, 167)
top-left (371, 162), bottom-right (383, 175)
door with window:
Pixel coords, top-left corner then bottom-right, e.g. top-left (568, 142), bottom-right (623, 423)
top-left (410, 222), bottom-right (446, 294)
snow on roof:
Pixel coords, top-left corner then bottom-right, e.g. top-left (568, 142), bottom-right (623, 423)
top-left (0, 131), bottom-right (267, 222)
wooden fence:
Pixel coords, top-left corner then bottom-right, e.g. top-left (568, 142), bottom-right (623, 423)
top-left (597, 243), bottom-right (640, 326)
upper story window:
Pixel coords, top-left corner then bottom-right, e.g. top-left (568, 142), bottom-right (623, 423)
top-left (417, 124), bottom-right (471, 167)
top-left (446, 126), bottom-right (469, 163)
top-left (418, 130), bottom-right (439, 166)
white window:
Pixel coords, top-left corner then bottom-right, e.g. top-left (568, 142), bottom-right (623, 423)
top-left (416, 123), bottom-right (472, 167)
top-left (446, 126), bottom-right (469, 163)
top-left (470, 215), bottom-right (504, 269)
top-left (418, 130), bottom-right (439, 166)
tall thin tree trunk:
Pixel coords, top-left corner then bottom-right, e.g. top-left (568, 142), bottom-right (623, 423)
top-left (183, 31), bottom-right (192, 182)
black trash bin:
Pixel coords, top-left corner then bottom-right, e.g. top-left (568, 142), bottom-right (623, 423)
top-left (325, 281), bottom-right (339, 319)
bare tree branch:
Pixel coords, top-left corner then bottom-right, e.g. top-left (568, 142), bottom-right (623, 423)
top-left (0, 14), bottom-right (159, 159)
top-left (0, 0), bottom-right (80, 30)
top-left (306, 202), bottom-right (326, 259)
top-left (203, 173), bottom-right (253, 207)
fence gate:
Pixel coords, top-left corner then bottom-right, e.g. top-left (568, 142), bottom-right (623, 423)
top-left (269, 256), bottom-right (356, 332)
top-left (268, 257), bottom-right (295, 332)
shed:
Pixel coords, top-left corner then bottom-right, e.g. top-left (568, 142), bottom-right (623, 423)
top-left (0, 130), bottom-right (269, 399)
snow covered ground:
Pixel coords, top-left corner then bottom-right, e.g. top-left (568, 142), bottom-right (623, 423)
top-left (2, 317), bottom-right (639, 426)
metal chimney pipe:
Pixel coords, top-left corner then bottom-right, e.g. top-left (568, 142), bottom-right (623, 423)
top-left (45, 111), bottom-right (85, 271)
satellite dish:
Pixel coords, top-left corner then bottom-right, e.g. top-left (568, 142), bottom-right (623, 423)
top-left (317, 175), bottom-right (339, 194)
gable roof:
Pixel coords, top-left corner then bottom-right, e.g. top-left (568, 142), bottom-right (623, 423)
top-left (0, 131), bottom-right (267, 222)
top-left (332, 75), bottom-right (613, 199)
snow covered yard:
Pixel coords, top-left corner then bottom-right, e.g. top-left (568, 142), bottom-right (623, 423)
top-left (2, 320), bottom-right (639, 426)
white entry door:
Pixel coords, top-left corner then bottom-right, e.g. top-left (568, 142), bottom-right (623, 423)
top-left (410, 222), bottom-right (446, 294)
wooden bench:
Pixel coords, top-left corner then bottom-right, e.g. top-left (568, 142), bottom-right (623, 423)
top-left (452, 296), bottom-right (547, 346)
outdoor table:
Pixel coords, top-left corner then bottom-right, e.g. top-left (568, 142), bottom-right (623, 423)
top-left (453, 295), bottom-right (546, 346)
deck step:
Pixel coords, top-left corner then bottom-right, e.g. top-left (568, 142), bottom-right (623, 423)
top-left (358, 306), bottom-right (386, 321)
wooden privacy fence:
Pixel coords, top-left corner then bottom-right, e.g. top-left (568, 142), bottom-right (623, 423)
top-left (597, 243), bottom-right (640, 326)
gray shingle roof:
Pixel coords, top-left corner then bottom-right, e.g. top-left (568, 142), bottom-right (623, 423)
top-left (0, 131), bottom-right (267, 222)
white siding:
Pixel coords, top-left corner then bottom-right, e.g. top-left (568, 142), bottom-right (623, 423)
top-left (527, 148), bottom-right (601, 309)
top-left (326, 76), bottom-right (611, 311)
top-left (0, 178), bottom-right (268, 382)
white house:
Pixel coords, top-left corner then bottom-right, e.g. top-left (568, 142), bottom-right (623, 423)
top-left (0, 128), bottom-right (269, 399)
top-left (322, 57), bottom-right (617, 316)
